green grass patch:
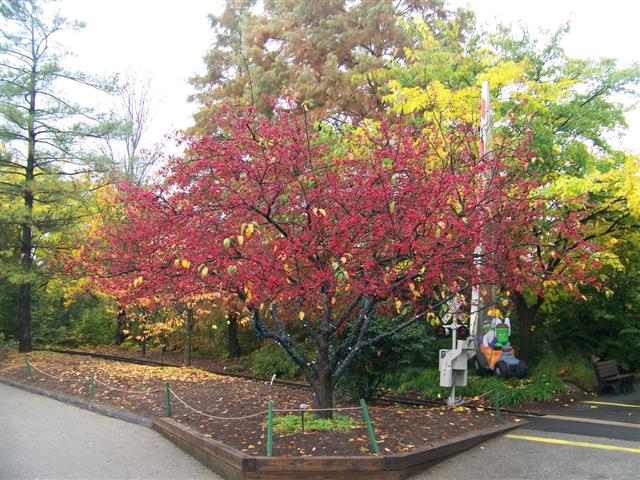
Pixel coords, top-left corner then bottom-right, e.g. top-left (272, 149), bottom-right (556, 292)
top-left (534, 352), bottom-right (596, 390)
top-left (272, 414), bottom-right (359, 434)
top-left (384, 367), bottom-right (567, 406)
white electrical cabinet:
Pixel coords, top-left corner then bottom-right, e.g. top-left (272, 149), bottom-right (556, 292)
top-left (439, 338), bottom-right (476, 388)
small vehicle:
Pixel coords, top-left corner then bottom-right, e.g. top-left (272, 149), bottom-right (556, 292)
top-left (475, 318), bottom-right (527, 378)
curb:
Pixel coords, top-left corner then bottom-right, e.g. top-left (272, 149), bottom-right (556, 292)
top-left (0, 378), bottom-right (152, 427)
top-left (153, 416), bottom-right (526, 479)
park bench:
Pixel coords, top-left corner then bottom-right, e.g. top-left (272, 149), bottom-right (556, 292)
top-left (591, 356), bottom-right (635, 395)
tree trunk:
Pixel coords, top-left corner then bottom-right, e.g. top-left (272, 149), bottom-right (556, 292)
top-left (311, 340), bottom-right (334, 419)
top-left (141, 337), bottom-right (147, 355)
top-left (185, 308), bottom-right (194, 366)
top-left (311, 371), bottom-right (335, 419)
top-left (513, 292), bottom-right (543, 362)
top-left (18, 63), bottom-right (36, 354)
top-left (227, 311), bottom-right (241, 358)
top-left (18, 282), bottom-right (32, 352)
top-left (115, 307), bottom-right (127, 345)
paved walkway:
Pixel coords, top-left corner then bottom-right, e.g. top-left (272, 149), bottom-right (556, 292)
top-left (0, 384), bottom-right (217, 480)
top-left (410, 383), bottom-right (640, 480)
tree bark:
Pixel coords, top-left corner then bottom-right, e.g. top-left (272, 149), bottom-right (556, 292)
top-left (227, 311), bottom-right (241, 358)
top-left (311, 340), bottom-right (334, 419)
top-left (18, 282), bottom-right (32, 352)
top-left (185, 308), bottom-right (194, 366)
top-left (18, 58), bottom-right (37, 354)
top-left (513, 292), bottom-right (544, 362)
top-left (141, 337), bottom-right (147, 355)
top-left (311, 371), bottom-right (335, 420)
top-left (115, 307), bottom-right (127, 345)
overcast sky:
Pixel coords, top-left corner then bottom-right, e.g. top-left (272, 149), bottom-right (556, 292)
top-left (56, 0), bottom-right (639, 153)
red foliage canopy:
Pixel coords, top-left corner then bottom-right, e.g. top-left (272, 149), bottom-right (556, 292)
top-left (76, 105), bottom-right (593, 406)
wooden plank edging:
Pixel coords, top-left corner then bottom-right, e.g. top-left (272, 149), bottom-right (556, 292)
top-left (153, 416), bottom-right (526, 479)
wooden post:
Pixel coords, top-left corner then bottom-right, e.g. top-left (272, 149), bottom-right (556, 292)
top-left (24, 357), bottom-right (33, 382)
top-left (90, 371), bottom-right (95, 400)
top-left (360, 399), bottom-right (379, 454)
top-left (267, 401), bottom-right (274, 456)
top-left (165, 383), bottom-right (171, 417)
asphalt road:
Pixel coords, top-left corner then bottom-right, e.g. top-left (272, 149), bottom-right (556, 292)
top-left (410, 386), bottom-right (640, 480)
top-left (0, 383), bottom-right (218, 480)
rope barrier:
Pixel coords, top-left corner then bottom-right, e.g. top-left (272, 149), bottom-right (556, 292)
top-left (25, 358), bottom-right (491, 425)
top-left (28, 361), bottom-right (164, 395)
top-left (457, 389), bottom-right (495, 407)
top-left (168, 388), bottom-right (268, 421)
top-left (28, 362), bottom-right (67, 382)
top-left (93, 376), bottom-right (164, 395)
top-left (273, 406), bottom-right (362, 413)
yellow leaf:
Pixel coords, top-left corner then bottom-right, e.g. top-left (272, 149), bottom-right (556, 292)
top-left (246, 223), bottom-right (254, 238)
top-left (181, 259), bottom-right (190, 269)
top-left (298, 311), bottom-right (305, 321)
top-left (395, 299), bottom-right (402, 314)
top-left (201, 266), bottom-right (209, 278)
top-left (237, 235), bottom-right (244, 246)
top-left (133, 276), bottom-right (143, 288)
top-left (331, 297), bottom-right (337, 305)
top-left (173, 258), bottom-right (180, 267)
top-left (318, 208), bottom-right (327, 217)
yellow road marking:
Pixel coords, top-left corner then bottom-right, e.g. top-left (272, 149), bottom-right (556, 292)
top-left (583, 401), bottom-right (640, 409)
top-left (505, 434), bottom-right (640, 454)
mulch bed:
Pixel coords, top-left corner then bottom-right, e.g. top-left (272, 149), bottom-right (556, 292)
top-left (0, 348), bottom-right (516, 457)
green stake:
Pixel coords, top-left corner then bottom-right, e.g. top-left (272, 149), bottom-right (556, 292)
top-left (165, 383), bottom-right (171, 417)
top-left (267, 401), bottom-right (273, 456)
top-left (89, 371), bottom-right (95, 400)
top-left (24, 357), bottom-right (34, 382)
top-left (360, 398), bottom-right (379, 454)
top-left (495, 390), bottom-right (501, 421)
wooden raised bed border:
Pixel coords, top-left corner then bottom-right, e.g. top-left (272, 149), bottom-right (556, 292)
top-left (153, 417), bottom-right (524, 480)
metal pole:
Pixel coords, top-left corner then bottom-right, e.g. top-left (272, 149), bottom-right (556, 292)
top-left (495, 389), bottom-right (501, 421)
top-left (470, 80), bottom-right (493, 343)
top-left (360, 399), bottom-right (379, 454)
top-left (90, 371), bottom-right (95, 400)
top-left (449, 316), bottom-right (458, 406)
top-left (24, 357), bottom-right (33, 382)
top-left (267, 401), bottom-right (274, 456)
top-left (165, 383), bottom-right (171, 417)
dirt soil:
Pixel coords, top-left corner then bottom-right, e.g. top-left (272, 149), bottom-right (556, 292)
top-left (0, 348), bottom-right (517, 457)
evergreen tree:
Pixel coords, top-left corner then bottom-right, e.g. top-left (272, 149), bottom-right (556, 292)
top-left (0, 0), bottom-right (114, 351)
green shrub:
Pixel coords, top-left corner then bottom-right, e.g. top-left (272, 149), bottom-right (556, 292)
top-left (535, 352), bottom-right (596, 390)
top-left (336, 318), bottom-right (437, 401)
top-left (271, 414), bottom-right (359, 434)
top-left (385, 367), bottom-right (567, 406)
top-left (250, 342), bottom-right (301, 379)
top-left (72, 307), bottom-right (117, 345)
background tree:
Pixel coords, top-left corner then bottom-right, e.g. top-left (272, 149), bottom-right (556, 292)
top-left (0, 0), bottom-right (114, 352)
top-left (102, 72), bottom-right (162, 185)
top-left (380, 19), bottom-right (640, 360)
top-left (189, 0), bottom-right (473, 133)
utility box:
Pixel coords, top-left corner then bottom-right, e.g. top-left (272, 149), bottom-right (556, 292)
top-left (439, 338), bottom-right (476, 388)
